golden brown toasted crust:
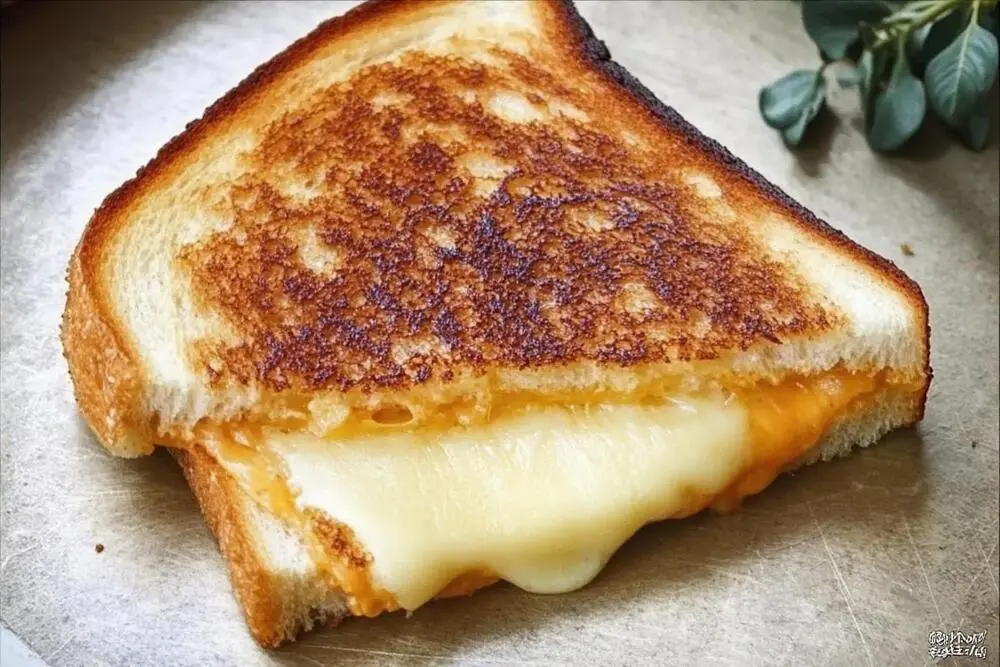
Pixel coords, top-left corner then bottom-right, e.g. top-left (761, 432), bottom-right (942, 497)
top-left (63, 0), bottom-right (438, 448)
top-left (61, 254), bottom-right (150, 456)
top-left (172, 446), bottom-right (288, 647)
top-left (172, 446), bottom-right (348, 647)
top-left (64, 0), bottom-right (931, 437)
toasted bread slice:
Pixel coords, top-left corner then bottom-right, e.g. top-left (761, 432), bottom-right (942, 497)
top-left (61, 0), bottom-right (929, 457)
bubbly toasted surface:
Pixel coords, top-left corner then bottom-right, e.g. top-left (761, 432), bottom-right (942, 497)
top-left (177, 42), bottom-right (841, 395)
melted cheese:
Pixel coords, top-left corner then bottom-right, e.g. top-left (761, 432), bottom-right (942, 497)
top-left (203, 369), bottom-right (882, 616)
top-left (270, 393), bottom-right (747, 610)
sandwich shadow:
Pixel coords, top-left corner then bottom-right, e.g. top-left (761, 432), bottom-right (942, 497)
top-left (789, 106), bottom-right (840, 179)
top-left (272, 428), bottom-right (928, 665)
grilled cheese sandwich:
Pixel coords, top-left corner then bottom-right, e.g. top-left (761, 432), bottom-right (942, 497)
top-left (61, 0), bottom-right (930, 648)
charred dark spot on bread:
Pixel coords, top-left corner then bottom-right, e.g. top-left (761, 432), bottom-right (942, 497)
top-left (176, 46), bottom-right (835, 392)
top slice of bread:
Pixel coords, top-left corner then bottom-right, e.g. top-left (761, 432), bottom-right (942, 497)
top-left (61, 0), bottom-right (930, 456)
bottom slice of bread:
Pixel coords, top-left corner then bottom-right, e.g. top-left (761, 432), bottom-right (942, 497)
top-left (173, 446), bottom-right (349, 647)
top-left (171, 386), bottom-right (922, 648)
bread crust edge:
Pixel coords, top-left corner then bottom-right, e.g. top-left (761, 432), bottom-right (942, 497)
top-left (61, 252), bottom-right (151, 456)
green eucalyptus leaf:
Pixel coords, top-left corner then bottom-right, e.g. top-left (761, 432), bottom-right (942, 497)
top-left (959, 94), bottom-right (993, 151)
top-left (867, 56), bottom-right (926, 152)
top-left (782, 77), bottom-right (827, 146)
top-left (838, 65), bottom-right (865, 88)
top-left (921, 8), bottom-right (969, 68)
top-left (860, 48), bottom-right (895, 130)
top-left (759, 70), bottom-right (822, 129)
top-left (925, 23), bottom-right (999, 127)
top-left (802, 0), bottom-right (893, 60)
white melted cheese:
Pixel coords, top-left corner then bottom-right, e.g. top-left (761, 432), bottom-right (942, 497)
top-left (262, 394), bottom-right (750, 610)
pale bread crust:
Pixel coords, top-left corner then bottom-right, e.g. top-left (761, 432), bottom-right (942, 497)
top-left (60, 0), bottom-right (932, 456)
top-left (63, 255), bottom-right (151, 457)
top-left (172, 445), bottom-right (297, 647)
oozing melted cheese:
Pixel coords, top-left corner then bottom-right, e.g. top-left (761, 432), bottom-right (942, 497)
top-left (201, 369), bottom-right (882, 617)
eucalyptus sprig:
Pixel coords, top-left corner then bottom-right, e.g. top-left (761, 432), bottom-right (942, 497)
top-left (760, 0), bottom-right (1000, 152)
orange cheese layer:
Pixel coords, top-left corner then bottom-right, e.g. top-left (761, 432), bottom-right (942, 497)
top-left (715, 370), bottom-right (879, 512)
top-left (196, 367), bottom-right (884, 617)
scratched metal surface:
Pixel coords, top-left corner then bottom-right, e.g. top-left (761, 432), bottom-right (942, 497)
top-left (1, 1), bottom-right (997, 665)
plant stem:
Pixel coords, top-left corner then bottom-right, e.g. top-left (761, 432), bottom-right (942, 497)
top-left (871, 0), bottom-right (966, 50)
top-left (882, 0), bottom-right (945, 24)
top-left (911, 0), bottom-right (964, 24)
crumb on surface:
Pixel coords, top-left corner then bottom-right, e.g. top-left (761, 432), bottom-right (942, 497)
top-left (900, 243), bottom-right (914, 256)
top-left (95, 543), bottom-right (105, 553)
